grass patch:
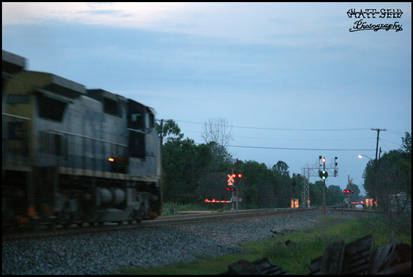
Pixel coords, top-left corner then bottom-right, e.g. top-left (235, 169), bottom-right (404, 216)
top-left (113, 214), bottom-right (411, 275)
top-left (115, 254), bottom-right (259, 275)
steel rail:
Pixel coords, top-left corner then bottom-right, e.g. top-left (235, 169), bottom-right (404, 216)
top-left (3, 208), bottom-right (314, 241)
top-left (2, 207), bottom-right (380, 241)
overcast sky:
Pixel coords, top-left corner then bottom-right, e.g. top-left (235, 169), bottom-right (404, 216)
top-left (2, 2), bottom-right (411, 195)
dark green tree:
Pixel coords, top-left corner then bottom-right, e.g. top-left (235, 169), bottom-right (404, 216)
top-left (234, 160), bottom-right (271, 209)
top-left (272, 160), bottom-right (289, 176)
top-left (401, 131), bottom-right (412, 154)
top-left (206, 141), bottom-right (233, 172)
top-left (327, 185), bottom-right (344, 206)
top-left (362, 131), bottom-right (411, 211)
top-left (310, 181), bottom-right (324, 207)
top-left (155, 119), bottom-right (184, 144)
top-left (162, 138), bottom-right (212, 203)
top-left (345, 183), bottom-right (361, 202)
top-left (400, 132), bottom-right (411, 197)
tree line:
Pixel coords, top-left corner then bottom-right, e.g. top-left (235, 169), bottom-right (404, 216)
top-left (156, 119), bottom-right (411, 209)
top-left (362, 132), bottom-right (411, 212)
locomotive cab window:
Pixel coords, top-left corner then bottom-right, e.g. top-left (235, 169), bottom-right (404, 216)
top-left (130, 112), bottom-right (145, 129)
top-left (103, 97), bottom-right (121, 117)
top-left (37, 94), bottom-right (67, 122)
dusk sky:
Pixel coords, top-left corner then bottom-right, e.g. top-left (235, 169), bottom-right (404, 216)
top-left (2, 2), bottom-right (411, 195)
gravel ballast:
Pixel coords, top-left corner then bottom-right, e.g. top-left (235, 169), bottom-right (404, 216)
top-left (2, 209), bottom-right (373, 274)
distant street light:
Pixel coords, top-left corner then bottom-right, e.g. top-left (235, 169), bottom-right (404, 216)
top-left (357, 154), bottom-right (373, 160)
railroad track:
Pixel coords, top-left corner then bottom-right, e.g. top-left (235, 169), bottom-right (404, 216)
top-left (328, 207), bottom-right (384, 214)
top-left (3, 208), bottom-right (316, 241)
top-left (2, 207), bottom-right (380, 241)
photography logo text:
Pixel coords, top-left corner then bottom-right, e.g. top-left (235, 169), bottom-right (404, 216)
top-left (347, 9), bottom-right (403, 32)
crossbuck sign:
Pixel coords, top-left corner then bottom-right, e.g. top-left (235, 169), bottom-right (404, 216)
top-left (227, 174), bottom-right (234, 186)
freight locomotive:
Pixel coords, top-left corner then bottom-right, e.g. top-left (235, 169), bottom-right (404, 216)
top-left (2, 50), bottom-right (162, 228)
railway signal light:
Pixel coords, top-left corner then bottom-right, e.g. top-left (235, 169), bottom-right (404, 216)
top-left (227, 172), bottom-right (243, 186)
top-left (108, 157), bottom-right (115, 162)
top-left (321, 157), bottom-right (326, 164)
top-left (319, 170), bottom-right (328, 180)
top-left (343, 189), bottom-right (351, 194)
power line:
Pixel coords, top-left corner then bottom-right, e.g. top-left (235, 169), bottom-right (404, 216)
top-left (381, 137), bottom-right (401, 146)
top-left (173, 119), bottom-right (371, 132)
top-left (230, 126), bottom-right (370, 132)
top-left (231, 135), bottom-right (377, 142)
top-left (183, 130), bottom-right (378, 142)
top-left (387, 129), bottom-right (409, 135)
top-left (228, 145), bottom-right (376, 151)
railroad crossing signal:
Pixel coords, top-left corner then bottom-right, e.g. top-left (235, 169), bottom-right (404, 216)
top-left (227, 172), bottom-right (242, 186)
top-left (343, 189), bottom-right (352, 194)
top-left (226, 172), bottom-right (243, 210)
top-left (227, 174), bottom-right (235, 186)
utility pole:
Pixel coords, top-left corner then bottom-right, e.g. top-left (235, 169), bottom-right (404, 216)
top-left (372, 128), bottom-right (386, 161)
top-left (371, 128), bottom-right (386, 209)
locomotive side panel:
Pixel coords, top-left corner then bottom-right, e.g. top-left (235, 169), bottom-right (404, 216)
top-left (2, 51), bottom-right (30, 226)
top-left (127, 99), bottom-right (162, 217)
top-left (2, 50), bottom-right (163, 227)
